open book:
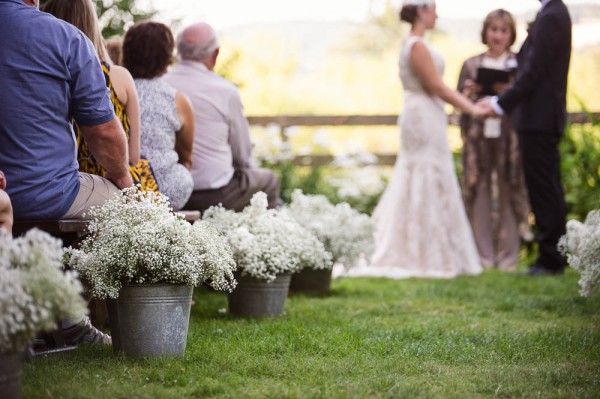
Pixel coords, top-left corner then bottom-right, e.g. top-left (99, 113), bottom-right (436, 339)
top-left (476, 67), bottom-right (512, 96)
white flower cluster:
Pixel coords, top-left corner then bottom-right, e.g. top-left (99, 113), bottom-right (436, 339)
top-left (203, 192), bottom-right (332, 282)
top-left (64, 187), bottom-right (237, 299)
top-left (0, 229), bottom-right (87, 353)
top-left (330, 150), bottom-right (378, 169)
top-left (558, 209), bottom-right (600, 297)
top-left (325, 165), bottom-right (387, 202)
top-left (252, 125), bottom-right (295, 166)
top-left (284, 190), bottom-right (375, 269)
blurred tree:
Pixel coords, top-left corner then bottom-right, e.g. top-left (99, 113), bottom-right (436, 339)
top-left (341, 0), bottom-right (404, 57)
top-left (95, 0), bottom-right (157, 38)
top-left (340, 0), bottom-right (445, 57)
top-left (215, 45), bottom-right (243, 86)
top-left (39, 0), bottom-right (157, 38)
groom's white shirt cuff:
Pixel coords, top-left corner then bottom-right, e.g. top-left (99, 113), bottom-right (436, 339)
top-left (490, 96), bottom-right (505, 116)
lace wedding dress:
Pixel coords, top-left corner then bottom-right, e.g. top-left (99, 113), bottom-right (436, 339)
top-left (348, 36), bottom-right (482, 279)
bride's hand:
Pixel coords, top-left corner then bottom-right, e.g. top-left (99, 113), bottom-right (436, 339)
top-left (471, 98), bottom-right (497, 118)
top-left (471, 102), bottom-right (487, 118)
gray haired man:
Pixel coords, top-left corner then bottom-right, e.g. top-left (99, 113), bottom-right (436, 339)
top-left (164, 22), bottom-right (281, 212)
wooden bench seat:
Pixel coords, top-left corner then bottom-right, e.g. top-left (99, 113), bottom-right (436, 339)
top-left (12, 210), bottom-right (202, 242)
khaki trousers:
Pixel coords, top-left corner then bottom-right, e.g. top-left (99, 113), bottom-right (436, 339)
top-left (183, 168), bottom-right (281, 213)
top-left (63, 173), bottom-right (119, 219)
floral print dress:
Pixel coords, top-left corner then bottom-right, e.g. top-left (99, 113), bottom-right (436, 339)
top-left (135, 78), bottom-right (193, 210)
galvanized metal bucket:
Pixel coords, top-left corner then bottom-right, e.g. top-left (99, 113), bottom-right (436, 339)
top-left (228, 273), bottom-right (291, 317)
top-left (107, 284), bottom-right (193, 358)
top-left (289, 268), bottom-right (333, 294)
top-left (0, 351), bottom-right (24, 399)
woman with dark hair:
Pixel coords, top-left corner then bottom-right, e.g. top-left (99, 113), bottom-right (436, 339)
top-left (349, 0), bottom-right (484, 279)
top-left (457, 9), bottom-right (531, 271)
top-left (123, 21), bottom-right (194, 209)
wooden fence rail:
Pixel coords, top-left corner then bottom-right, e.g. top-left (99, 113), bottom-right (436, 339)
top-left (247, 112), bottom-right (599, 166)
top-left (248, 112), bottom-right (599, 128)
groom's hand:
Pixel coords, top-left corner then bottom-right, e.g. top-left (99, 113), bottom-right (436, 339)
top-left (476, 98), bottom-right (499, 118)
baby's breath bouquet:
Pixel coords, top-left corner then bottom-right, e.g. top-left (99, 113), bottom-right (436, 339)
top-left (0, 229), bottom-right (87, 353)
top-left (325, 162), bottom-right (388, 214)
top-left (284, 190), bottom-right (375, 270)
top-left (558, 209), bottom-right (600, 296)
top-left (203, 192), bottom-right (332, 282)
top-left (64, 187), bottom-right (236, 299)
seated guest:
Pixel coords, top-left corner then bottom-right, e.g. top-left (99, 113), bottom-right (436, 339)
top-left (0, 0), bottom-right (133, 344)
top-left (0, 170), bottom-right (13, 235)
top-left (0, 0), bottom-right (131, 220)
top-left (123, 21), bottom-right (194, 210)
top-left (43, 0), bottom-right (159, 192)
top-left (164, 22), bottom-right (281, 212)
top-left (106, 37), bottom-right (123, 66)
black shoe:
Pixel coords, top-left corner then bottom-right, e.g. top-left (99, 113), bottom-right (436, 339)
top-left (523, 264), bottom-right (564, 276)
top-left (62, 317), bottom-right (112, 345)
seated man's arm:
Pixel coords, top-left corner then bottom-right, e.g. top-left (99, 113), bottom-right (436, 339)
top-left (175, 92), bottom-right (195, 170)
top-left (79, 118), bottom-right (133, 189)
top-left (228, 90), bottom-right (253, 169)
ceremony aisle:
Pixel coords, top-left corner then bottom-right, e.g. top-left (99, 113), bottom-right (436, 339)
top-left (23, 268), bottom-right (599, 398)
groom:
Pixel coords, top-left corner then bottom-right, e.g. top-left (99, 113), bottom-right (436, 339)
top-left (480, 0), bottom-right (572, 275)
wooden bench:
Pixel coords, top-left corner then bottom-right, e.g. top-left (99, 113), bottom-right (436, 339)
top-left (12, 210), bottom-right (202, 243)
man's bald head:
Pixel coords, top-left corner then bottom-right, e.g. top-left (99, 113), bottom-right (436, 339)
top-left (177, 22), bottom-right (220, 65)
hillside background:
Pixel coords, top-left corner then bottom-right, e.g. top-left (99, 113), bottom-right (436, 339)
top-left (190, 3), bottom-right (598, 157)
top-left (213, 3), bottom-right (600, 116)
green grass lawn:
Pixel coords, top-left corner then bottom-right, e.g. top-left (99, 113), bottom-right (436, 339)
top-left (23, 269), bottom-right (599, 399)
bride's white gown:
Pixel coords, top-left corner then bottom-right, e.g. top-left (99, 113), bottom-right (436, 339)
top-left (349, 36), bottom-right (482, 279)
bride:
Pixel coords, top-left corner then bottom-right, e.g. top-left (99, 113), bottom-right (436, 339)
top-left (350, 0), bottom-right (484, 278)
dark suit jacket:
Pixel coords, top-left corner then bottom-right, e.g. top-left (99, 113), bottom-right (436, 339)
top-left (498, 0), bottom-right (572, 134)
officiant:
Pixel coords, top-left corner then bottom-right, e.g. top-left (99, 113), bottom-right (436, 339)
top-left (457, 9), bottom-right (531, 271)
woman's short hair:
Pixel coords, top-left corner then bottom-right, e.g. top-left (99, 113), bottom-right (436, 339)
top-left (481, 9), bottom-right (517, 47)
top-left (123, 21), bottom-right (174, 79)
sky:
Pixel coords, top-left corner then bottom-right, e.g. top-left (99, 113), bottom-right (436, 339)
top-left (145, 0), bottom-right (600, 32)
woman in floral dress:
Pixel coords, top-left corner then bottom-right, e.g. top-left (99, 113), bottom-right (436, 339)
top-left (123, 21), bottom-right (195, 209)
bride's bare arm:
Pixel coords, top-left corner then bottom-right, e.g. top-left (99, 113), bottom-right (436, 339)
top-left (410, 41), bottom-right (476, 115)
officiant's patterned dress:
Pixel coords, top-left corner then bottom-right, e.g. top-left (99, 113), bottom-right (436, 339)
top-left (349, 36), bottom-right (482, 278)
top-left (457, 51), bottom-right (530, 270)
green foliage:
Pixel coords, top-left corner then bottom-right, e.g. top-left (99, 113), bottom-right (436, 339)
top-left (218, 35), bottom-right (300, 115)
top-left (345, 0), bottom-right (405, 57)
top-left (560, 113), bottom-right (600, 222)
top-left (265, 161), bottom-right (385, 215)
top-left (569, 46), bottom-right (600, 111)
top-left (23, 270), bottom-right (600, 398)
top-left (214, 46), bottom-right (243, 86)
top-left (95, 0), bottom-right (156, 38)
top-left (38, 0), bottom-right (157, 38)
top-left (265, 161), bottom-right (325, 205)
